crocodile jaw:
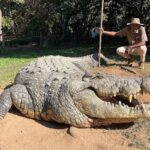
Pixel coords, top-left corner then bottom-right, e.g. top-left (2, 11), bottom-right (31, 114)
top-left (71, 74), bottom-right (150, 125)
top-left (72, 89), bottom-right (150, 124)
top-left (89, 74), bottom-right (150, 104)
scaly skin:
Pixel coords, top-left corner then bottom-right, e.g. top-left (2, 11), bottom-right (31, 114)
top-left (0, 53), bottom-right (150, 127)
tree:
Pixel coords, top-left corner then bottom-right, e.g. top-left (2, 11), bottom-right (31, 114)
top-left (0, 0), bottom-right (149, 42)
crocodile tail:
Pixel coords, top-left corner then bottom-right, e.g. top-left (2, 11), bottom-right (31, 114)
top-left (0, 88), bottom-right (12, 119)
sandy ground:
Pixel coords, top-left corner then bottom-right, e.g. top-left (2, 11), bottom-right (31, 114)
top-left (0, 62), bottom-right (150, 150)
top-left (0, 110), bottom-right (140, 150)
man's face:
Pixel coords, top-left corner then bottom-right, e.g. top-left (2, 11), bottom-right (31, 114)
top-left (131, 24), bottom-right (141, 33)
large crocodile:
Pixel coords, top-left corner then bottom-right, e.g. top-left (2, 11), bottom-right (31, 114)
top-left (0, 53), bottom-right (150, 127)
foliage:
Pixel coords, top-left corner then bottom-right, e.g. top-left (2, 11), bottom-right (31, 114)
top-left (0, 0), bottom-right (150, 42)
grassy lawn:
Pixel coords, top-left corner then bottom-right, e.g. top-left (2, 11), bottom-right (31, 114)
top-left (0, 44), bottom-right (95, 87)
top-left (0, 58), bottom-right (32, 87)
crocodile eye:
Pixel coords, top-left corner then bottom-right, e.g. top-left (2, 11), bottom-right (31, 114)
top-left (53, 78), bottom-right (59, 81)
top-left (95, 73), bottom-right (104, 79)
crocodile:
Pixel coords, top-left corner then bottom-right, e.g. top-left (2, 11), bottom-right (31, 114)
top-left (0, 53), bottom-right (150, 127)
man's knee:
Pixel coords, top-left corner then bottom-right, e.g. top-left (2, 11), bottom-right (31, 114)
top-left (116, 47), bottom-right (125, 55)
top-left (140, 46), bottom-right (147, 54)
top-left (138, 46), bottom-right (147, 62)
top-left (116, 47), bottom-right (121, 55)
top-left (116, 48), bottom-right (119, 55)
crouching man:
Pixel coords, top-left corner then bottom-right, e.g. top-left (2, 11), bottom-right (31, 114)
top-left (100, 18), bottom-right (148, 69)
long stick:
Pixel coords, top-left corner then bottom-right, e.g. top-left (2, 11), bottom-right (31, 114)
top-left (98, 0), bottom-right (104, 67)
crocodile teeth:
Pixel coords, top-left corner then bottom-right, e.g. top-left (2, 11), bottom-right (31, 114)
top-left (133, 94), bottom-right (137, 99)
top-left (119, 101), bottom-right (122, 106)
top-left (140, 101), bottom-right (146, 112)
top-left (113, 92), bottom-right (117, 97)
top-left (142, 104), bottom-right (145, 110)
top-left (129, 95), bottom-right (133, 103)
top-left (136, 106), bottom-right (139, 111)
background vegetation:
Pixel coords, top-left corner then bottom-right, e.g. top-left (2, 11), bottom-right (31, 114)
top-left (0, 0), bottom-right (150, 44)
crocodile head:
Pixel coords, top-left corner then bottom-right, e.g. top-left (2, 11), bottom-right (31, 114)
top-left (71, 72), bottom-right (150, 126)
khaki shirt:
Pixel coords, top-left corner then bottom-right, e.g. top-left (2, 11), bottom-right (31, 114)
top-left (117, 26), bottom-right (148, 45)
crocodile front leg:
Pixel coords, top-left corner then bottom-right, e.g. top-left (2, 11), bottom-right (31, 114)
top-left (0, 89), bottom-right (12, 119)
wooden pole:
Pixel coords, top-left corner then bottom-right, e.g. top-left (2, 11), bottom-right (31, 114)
top-left (98, 0), bottom-right (104, 67)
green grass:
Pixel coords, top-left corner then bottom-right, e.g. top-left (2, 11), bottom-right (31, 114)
top-left (0, 44), bottom-right (95, 87)
top-left (0, 58), bottom-right (33, 87)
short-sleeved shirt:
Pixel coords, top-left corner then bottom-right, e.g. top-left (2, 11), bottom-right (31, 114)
top-left (117, 26), bottom-right (148, 45)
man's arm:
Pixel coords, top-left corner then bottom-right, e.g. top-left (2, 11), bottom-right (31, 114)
top-left (127, 41), bottom-right (146, 54)
top-left (100, 28), bottom-right (118, 36)
top-left (129, 41), bottom-right (146, 49)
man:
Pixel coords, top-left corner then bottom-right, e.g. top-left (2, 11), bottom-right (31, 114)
top-left (100, 18), bottom-right (148, 69)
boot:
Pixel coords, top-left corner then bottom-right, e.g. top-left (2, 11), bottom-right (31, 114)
top-left (138, 62), bottom-right (144, 69)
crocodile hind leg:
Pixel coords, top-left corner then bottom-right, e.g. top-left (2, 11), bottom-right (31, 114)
top-left (0, 89), bottom-right (12, 119)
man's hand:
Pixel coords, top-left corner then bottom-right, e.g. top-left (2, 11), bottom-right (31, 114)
top-left (99, 28), bottom-right (104, 34)
top-left (98, 28), bottom-right (117, 36)
top-left (126, 46), bottom-right (132, 54)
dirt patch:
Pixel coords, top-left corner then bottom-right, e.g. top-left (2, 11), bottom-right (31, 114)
top-left (93, 62), bottom-right (150, 77)
top-left (0, 63), bottom-right (150, 150)
top-left (0, 110), bottom-right (139, 150)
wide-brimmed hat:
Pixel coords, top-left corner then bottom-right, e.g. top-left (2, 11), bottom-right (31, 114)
top-left (127, 18), bottom-right (144, 26)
